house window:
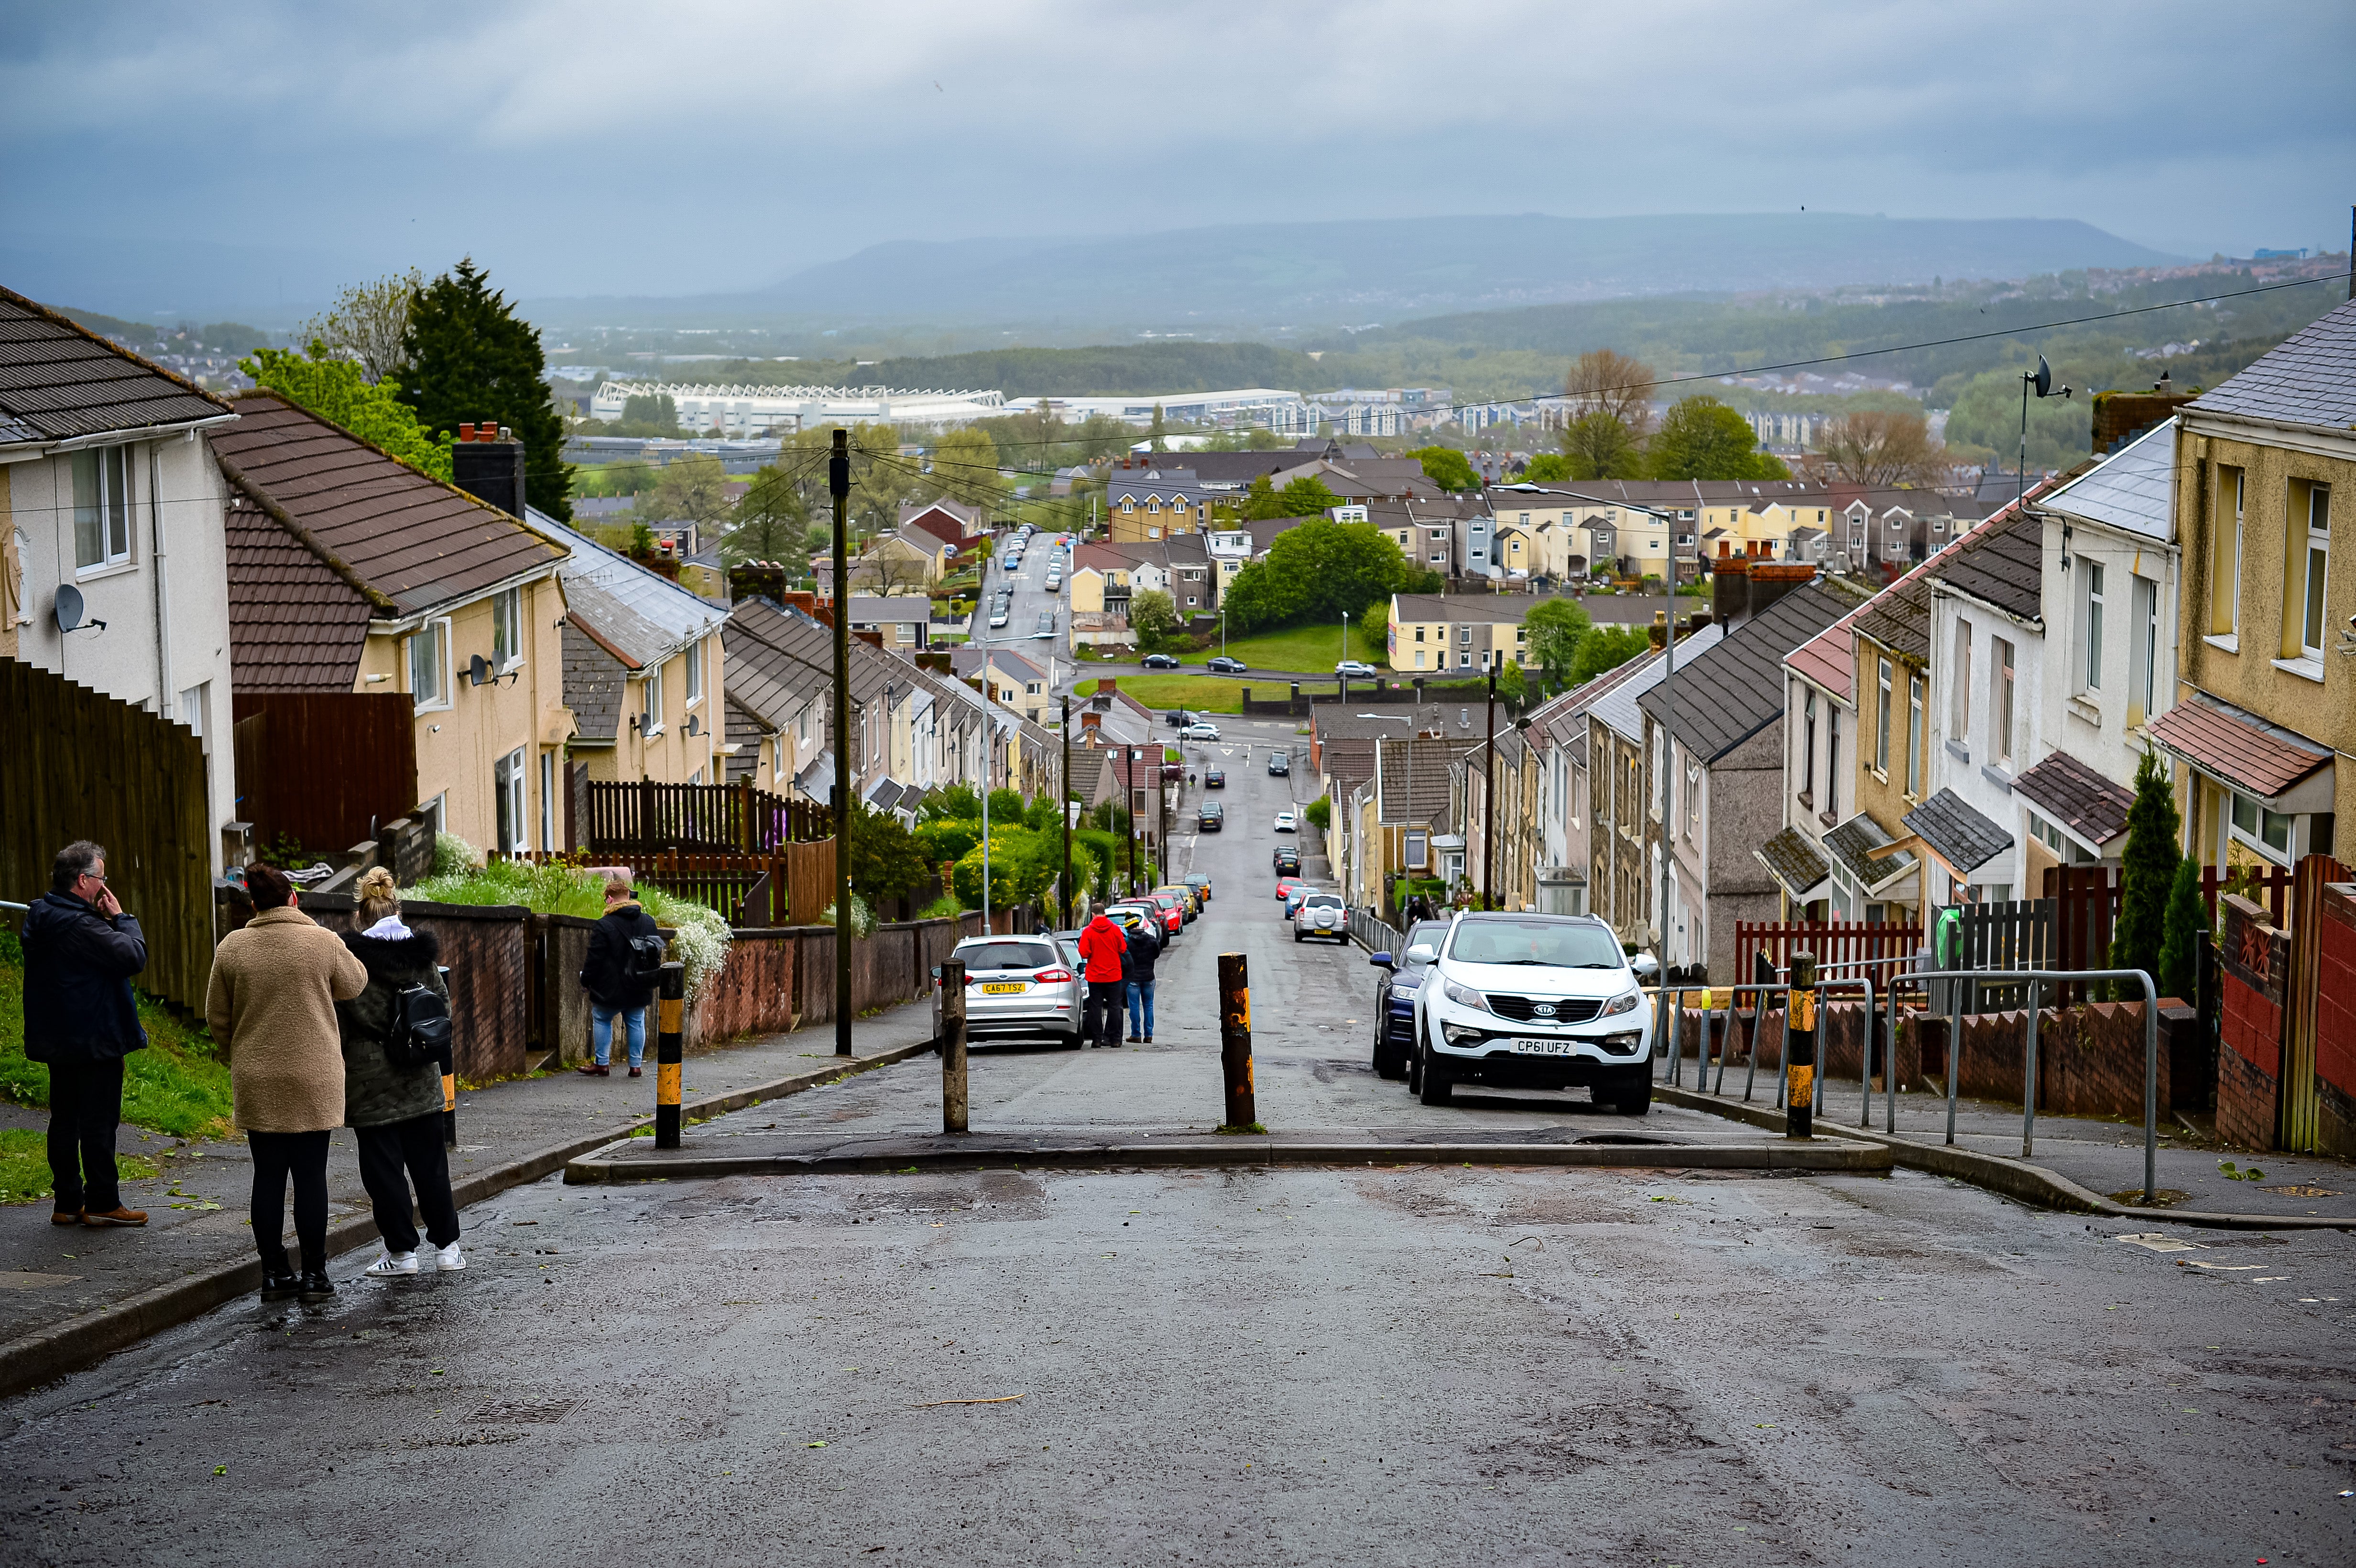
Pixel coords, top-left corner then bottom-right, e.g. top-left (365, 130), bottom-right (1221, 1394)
top-left (2229, 791), bottom-right (2294, 862)
top-left (1685, 760), bottom-right (1700, 837)
top-left (1950, 621), bottom-right (1972, 742)
top-left (1825, 709), bottom-right (1839, 815)
top-left (2129, 575), bottom-right (2159, 726)
top-left (1415, 626), bottom-right (1425, 642)
top-left (1406, 829), bottom-right (1429, 870)
top-left (1994, 637), bottom-right (2015, 766)
top-left (494, 746), bottom-right (526, 854)
top-left (1459, 652), bottom-right (1472, 668)
top-left (643, 659), bottom-right (665, 729)
top-left (2211, 467), bottom-right (2242, 635)
top-left (1875, 656), bottom-right (1893, 773)
top-left (540, 751), bottom-right (557, 851)
top-left (1415, 651), bottom-right (1427, 669)
top-left (2078, 558), bottom-right (2105, 691)
top-left (1801, 691), bottom-right (1816, 802)
top-left (492, 587), bottom-right (523, 670)
top-left (2299, 485), bottom-right (2330, 659)
top-left (1905, 674), bottom-right (1924, 797)
top-left (409, 620), bottom-right (451, 712)
top-left (71, 446), bottom-right (133, 570)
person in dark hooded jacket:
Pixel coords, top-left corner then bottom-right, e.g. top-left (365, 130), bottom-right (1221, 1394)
top-left (20, 840), bottom-right (150, 1227)
top-left (578, 870), bottom-right (662, 1077)
top-left (337, 868), bottom-right (462, 1277)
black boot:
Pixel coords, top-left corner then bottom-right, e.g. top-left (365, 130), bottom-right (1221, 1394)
top-left (260, 1270), bottom-right (301, 1302)
top-left (298, 1270), bottom-right (335, 1303)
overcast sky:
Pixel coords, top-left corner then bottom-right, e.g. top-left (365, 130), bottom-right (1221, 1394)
top-left (5, 0), bottom-right (2351, 314)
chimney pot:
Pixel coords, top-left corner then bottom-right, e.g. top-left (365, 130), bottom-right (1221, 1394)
top-left (459, 423), bottom-right (476, 441)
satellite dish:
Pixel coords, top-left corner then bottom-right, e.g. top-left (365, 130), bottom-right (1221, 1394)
top-left (53, 585), bottom-right (85, 633)
top-left (2031, 355), bottom-right (2053, 398)
top-left (467, 652), bottom-right (491, 686)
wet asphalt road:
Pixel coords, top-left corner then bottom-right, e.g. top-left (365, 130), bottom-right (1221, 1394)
top-left (6, 763), bottom-right (2355, 1566)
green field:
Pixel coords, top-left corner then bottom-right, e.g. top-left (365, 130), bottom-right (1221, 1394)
top-left (1172, 623), bottom-right (1389, 674)
top-left (1114, 675), bottom-right (1245, 714)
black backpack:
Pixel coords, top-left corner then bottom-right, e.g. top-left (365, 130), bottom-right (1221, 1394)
top-left (385, 982), bottom-right (453, 1071)
top-left (627, 932), bottom-right (666, 987)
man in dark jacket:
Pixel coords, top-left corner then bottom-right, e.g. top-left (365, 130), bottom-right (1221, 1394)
top-left (578, 871), bottom-right (662, 1078)
top-left (1122, 915), bottom-right (1160, 1044)
top-left (19, 841), bottom-right (149, 1227)
top-left (1075, 904), bottom-right (1130, 1049)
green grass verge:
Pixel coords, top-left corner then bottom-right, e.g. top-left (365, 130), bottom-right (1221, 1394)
top-left (1114, 675), bottom-right (1245, 714)
top-left (0, 1128), bottom-right (157, 1207)
top-left (0, 934), bottom-right (236, 1144)
top-left (1168, 623), bottom-right (1389, 674)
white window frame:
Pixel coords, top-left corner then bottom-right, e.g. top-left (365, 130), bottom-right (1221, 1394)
top-left (491, 587), bottom-right (524, 671)
top-left (1994, 637), bottom-right (2016, 767)
top-left (2228, 790), bottom-right (2294, 865)
top-left (2078, 558), bottom-right (2104, 692)
top-left (1875, 656), bottom-right (1893, 774)
top-left (71, 446), bottom-right (134, 572)
top-left (2129, 574), bottom-right (2159, 727)
top-left (409, 619), bottom-right (452, 713)
top-left (1905, 673), bottom-right (1924, 797)
top-left (2300, 485), bottom-right (2330, 660)
top-left (684, 637), bottom-right (705, 706)
top-left (494, 745), bottom-right (527, 854)
top-left (540, 750), bottom-right (556, 852)
top-left (642, 658), bottom-right (665, 732)
top-left (1949, 620), bottom-right (1972, 742)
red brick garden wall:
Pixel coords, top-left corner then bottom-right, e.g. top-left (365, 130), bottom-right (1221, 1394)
top-left (2216, 893), bottom-right (2289, 1152)
top-left (2314, 882), bottom-right (2356, 1156)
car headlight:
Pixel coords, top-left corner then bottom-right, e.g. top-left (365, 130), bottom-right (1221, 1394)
top-left (1441, 979), bottom-right (1490, 1013)
top-left (1601, 988), bottom-right (1643, 1017)
top-left (1442, 1023), bottom-right (1489, 1047)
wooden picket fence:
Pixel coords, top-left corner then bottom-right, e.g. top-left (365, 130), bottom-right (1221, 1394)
top-left (492, 842), bottom-right (839, 927)
top-left (581, 778), bottom-right (829, 854)
top-left (1732, 919), bottom-right (1920, 983)
top-left (2045, 863), bottom-right (2295, 993)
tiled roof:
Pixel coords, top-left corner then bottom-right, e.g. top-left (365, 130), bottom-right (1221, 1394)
top-left (2188, 296), bottom-right (2356, 434)
top-left (211, 394), bottom-right (565, 618)
top-left (1755, 826), bottom-right (1831, 900)
top-left (1783, 611), bottom-right (1856, 702)
top-left (0, 285), bottom-right (232, 445)
top-left (1314, 703), bottom-right (1483, 747)
top-left (2147, 693), bottom-right (2332, 799)
top-left (1637, 584), bottom-right (1849, 763)
top-left (1929, 499), bottom-right (2041, 623)
top-left (536, 509), bottom-right (726, 672)
top-left (1391, 589), bottom-right (1664, 627)
top-left (562, 624), bottom-right (628, 743)
top-left (723, 695), bottom-right (770, 783)
top-left (1852, 562), bottom-right (1934, 661)
top-left (1374, 737), bottom-right (1455, 826)
top-left (223, 493), bottom-right (372, 692)
top-left (2038, 418), bottom-right (2173, 543)
top-left (1590, 623), bottom-right (1725, 743)
top-left (1823, 812), bottom-right (1916, 894)
top-left (1902, 788), bottom-right (2015, 876)
top-left (2007, 750), bottom-right (2129, 848)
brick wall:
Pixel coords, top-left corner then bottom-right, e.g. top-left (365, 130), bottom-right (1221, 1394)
top-left (2216, 893), bottom-right (2289, 1152)
top-left (1899, 1000), bottom-right (2185, 1121)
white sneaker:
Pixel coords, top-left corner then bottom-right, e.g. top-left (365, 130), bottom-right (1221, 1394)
top-left (364, 1249), bottom-right (419, 1276)
top-left (433, 1241), bottom-right (466, 1272)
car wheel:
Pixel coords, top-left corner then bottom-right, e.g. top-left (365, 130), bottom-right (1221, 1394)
top-left (1417, 1048), bottom-right (1452, 1106)
top-left (1405, 1043), bottom-right (1423, 1095)
top-left (1059, 1030), bottom-right (1085, 1051)
top-left (1292, 929), bottom-right (1303, 942)
top-left (1611, 1068), bottom-right (1652, 1116)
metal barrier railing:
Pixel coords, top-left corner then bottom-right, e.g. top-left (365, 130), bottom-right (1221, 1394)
top-left (1650, 976), bottom-right (1880, 1124)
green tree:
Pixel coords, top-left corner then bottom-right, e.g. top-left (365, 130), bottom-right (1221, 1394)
top-left (914, 817), bottom-right (982, 866)
top-left (987, 787), bottom-right (1027, 823)
top-left (1277, 476), bottom-right (1342, 516)
top-left (725, 461), bottom-right (812, 566)
top-left (849, 802), bottom-right (929, 900)
top-left (1493, 658), bottom-right (1530, 709)
top-left (1568, 624), bottom-right (1651, 686)
top-left (296, 268), bottom-right (422, 385)
top-left (1146, 404), bottom-right (1167, 452)
top-left (1562, 411), bottom-right (1644, 480)
top-left (1521, 453), bottom-right (1571, 482)
top-left (1522, 598), bottom-right (1593, 690)
top-left (925, 427), bottom-right (1004, 507)
top-left (644, 452), bottom-right (735, 532)
top-left (397, 258), bottom-right (574, 520)
top-left (1221, 516), bottom-right (1420, 635)
top-left (1645, 396), bottom-right (1788, 482)
top-left (925, 783), bottom-right (982, 821)
top-left (1407, 446), bottom-right (1479, 492)
top-left (1357, 598), bottom-right (1391, 659)
top-left (619, 392), bottom-right (682, 434)
top-left (2108, 746), bottom-right (2181, 991)
top-left (240, 344), bottom-right (456, 480)
top-left (1130, 587), bottom-right (1180, 649)
top-left (2157, 857), bottom-right (2205, 1003)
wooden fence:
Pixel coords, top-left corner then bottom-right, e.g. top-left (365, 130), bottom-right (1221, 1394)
top-left (492, 842), bottom-right (841, 928)
top-left (1732, 919), bottom-right (1920, 981)
top-left (581, 778), bottom-right (829, 853)
top-left (229, 692), bottom-right (417, 858)
top-left (1932, 898), bottom-right (2055, 1008)
top-left (2046, 863), bottom-right (2294, 977)
top-left (0, 659), bottom-right (214, 1013)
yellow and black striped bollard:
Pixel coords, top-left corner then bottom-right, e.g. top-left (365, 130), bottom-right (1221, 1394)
top-left (655, 960), bottom-right (686, 1149)
top-left (1785, 950), bottom-right (1816, 1140)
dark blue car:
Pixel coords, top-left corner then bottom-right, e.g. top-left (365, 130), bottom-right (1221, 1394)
top-left (1368, 920), bottom-right (1451, 1081)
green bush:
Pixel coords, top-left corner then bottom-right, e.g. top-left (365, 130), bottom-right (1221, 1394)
top-left (1304, 796), bottom-right (1331, 830)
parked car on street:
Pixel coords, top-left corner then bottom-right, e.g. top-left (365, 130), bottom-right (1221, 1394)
top-left (1198, 800), bottom-right (1224, 830)
top-left (1275, 875), bottom-right (1305, 903)
top-left (989, 605), bottom-right (1010, 628)
top-left (1143, 891), bottom-right (1185, 935)
top-left (1334, 659), bottom-right (1378, 678)
top-left (1367, 919), bottom-right (1452, 1080)
top-left (1273, 846), bottom-right (1301, 876)
top-left (1142, 653), bottom-right (1181, 669)
top-left (1204, 767), bottom-right (1224, 788)
top-left (1180, 722), bottom-right (1221, 741)
top-left (1282, 883), bottom-right (1317, 918)
top-left (1184, 872), bottom-right (1212, 904)
top-left (1207, 655), bottom-right (1246, 675)
top-left (933, 935), bottom-right (1083, 1048)
top-left (1107, 902), bottom-right (1163, 951)
top-left (1035, 612), bottom-right (1055, 637)
top-left (1155, 884), bottom-right (1199, 922)
top-left (1405, 913), bottom-right (1653, 1112)
top-left (1267, 751), bottom-right (1290, 776)
top-left (1273, 807), bottom-right (1297, 832)
top-left (1292, 891), bottom-right (1346, 943)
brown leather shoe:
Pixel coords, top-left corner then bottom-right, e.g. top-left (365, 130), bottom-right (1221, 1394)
top-left (82, 1206), bottom-right (148, 1227)
top-left (577, 1062), bottom-right (610, 1077)
top-left (51, 1209), bottom-right (84, 1226)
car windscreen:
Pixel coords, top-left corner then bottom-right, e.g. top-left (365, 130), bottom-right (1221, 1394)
top-left (958, 941), bottom-right (1056, 972)
top-left (1302, 895), bottom-right (1341, 908)
top-left (1444, 918), bottom-right (1625, 969)
top-left (1405, 922), bottom-right (1451, 958)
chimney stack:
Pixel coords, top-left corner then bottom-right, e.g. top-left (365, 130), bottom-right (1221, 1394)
top-left (453, 419), bottom-right (527, 518)
top-left (1712, 555), bottom-right (1752, 628)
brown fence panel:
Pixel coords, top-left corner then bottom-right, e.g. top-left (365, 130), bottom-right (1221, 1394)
top-left (582, 779), bottom-right (827, 852)
top-left (2282, 853), bottom-right (2356, 1153)
top-left (229, 692), bottom-right (416, 857)
top-left (0, 659), bottom-right (213, 1013)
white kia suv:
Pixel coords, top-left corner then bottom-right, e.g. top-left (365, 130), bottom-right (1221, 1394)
top-left (1408, 912), bottom-right (1652, 1113)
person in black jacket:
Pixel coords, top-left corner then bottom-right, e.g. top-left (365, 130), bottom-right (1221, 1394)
top-left (19, 840), bottom-right (150, 1227)
top-left (338, 869), bottom-right (462, 1277)
top-left (1122, 915), bottom-right (1160, 1044)
top-left (578, 871), bottom-right (661, 1078)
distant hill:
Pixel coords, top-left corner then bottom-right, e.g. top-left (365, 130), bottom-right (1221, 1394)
top-left (755, 213), bottom-right (2180, 327)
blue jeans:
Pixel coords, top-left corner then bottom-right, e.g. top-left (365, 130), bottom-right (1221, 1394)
top-left (592, 1003), bottom-right (646, 1067)
top-left (1126, 980), bottom-right (1156, 1037)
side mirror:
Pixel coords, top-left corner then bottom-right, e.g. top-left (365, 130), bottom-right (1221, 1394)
top-left (1404, 944), bottom-right (1437, 964)
top-left (1369, 952), bottom-right (1395, 970)
top-left (1629, 952), bottom-right (1661, 982)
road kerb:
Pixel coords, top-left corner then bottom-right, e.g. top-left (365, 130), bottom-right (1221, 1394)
top-left (0, 1038), bottom-right (933, 1404)
top-left (1656, 1083), bottom-right (2356, 1232)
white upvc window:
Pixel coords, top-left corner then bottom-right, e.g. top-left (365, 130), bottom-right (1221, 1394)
top-left (71, 446), bottom-right (133, 571)
top-left (1905, 674), bottom-right (1924, 796)
top-left (2129, 574), bottom-right (2160, 726)
top-left (2078, 559), bottom-right (2105, 692)
top-left (493, 746), bottom-right (527, 854)
top-left (1949, 621), bottom-right (1972, 742)
top-left (1994, 637), bottom-right (2016, 767)
top-left (1875, 656), bottom-right (1893, 773)
top-left (2299, 485), bottom-right (2330, 659)
top-left (2228, 790), bottom-right (2294, 864)
top-left (492, 587), bottom-right (525, 670)
top-left (409, 619), bottom-right (452, 712)
top-left (684, 637), bottom-right (705, 705)
top-left (643, 659), bottom-right (665, 730)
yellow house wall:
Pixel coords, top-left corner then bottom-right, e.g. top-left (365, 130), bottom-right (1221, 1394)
top-left (1851, 633), bottom-right (1931, 916)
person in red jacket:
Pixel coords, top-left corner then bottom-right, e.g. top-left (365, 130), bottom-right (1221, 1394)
top-left (1075, 903), bottom-right (1131, 1049)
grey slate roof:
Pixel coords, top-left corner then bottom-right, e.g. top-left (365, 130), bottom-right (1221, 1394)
top-left (1374, 737), bottom-right (1455, 827)
top-left (1755, 826), bottom-right (1831, 900)
top-left (534, 508), bottom-right (727, 670)
top-left (562, 624), bottom-right (628, 744)
top-left (1852, 562), bottom-right (1934, 661)
top-left (0, 285), bottom-right (233, 445)
top-left (1589, 623), bottom-right (1725, 743)
top-left (2188, 296), bottom-right (2356, 434)
top-left (1901, 788), bottom-right (2014, 876)
top-left (1929, 499), bottom-right (2042, 624)
top-left (2037, 417), bottom-right (2174, 543)
top-left (1636, 583), bottom-right (1850, 763)
top-left (1823, 812), bottom-right (1916, 893)
top-left (2009, 749), bottom-right (2134, 848)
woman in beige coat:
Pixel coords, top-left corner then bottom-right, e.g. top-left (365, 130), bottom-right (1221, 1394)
top-left (206, 862), bottom-right (368, 1303)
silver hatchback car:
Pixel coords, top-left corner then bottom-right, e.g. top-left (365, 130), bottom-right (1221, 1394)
top-left (935, 935), bottom-right (1083, 1048)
